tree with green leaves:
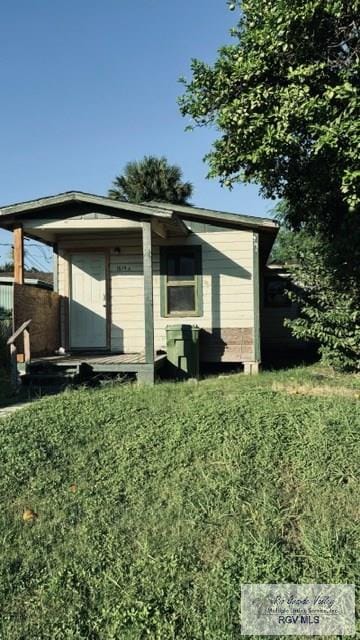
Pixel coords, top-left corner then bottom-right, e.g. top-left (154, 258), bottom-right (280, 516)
top-left (269, 202), bottom-right (313, 264)
top-left (286, 236), bottom-right (360, 372)
top-left (269, 204), bottom-right (360, 370)
top-left (179, 0), bottom-right (359, 231)
top-left (180, 1), bottom-right (360, 370)
top-left (279, 222), bottom-right (360, 371)
top-left (109, 156), bottom-right (193, 205)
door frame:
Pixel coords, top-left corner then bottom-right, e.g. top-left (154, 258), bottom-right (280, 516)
top-left (67, 248), bottom-right (111, 352)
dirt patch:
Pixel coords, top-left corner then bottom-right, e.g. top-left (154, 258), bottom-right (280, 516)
top-left (272, 383), bottom-right (360, 399)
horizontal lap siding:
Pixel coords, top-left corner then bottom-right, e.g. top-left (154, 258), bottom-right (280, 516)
top-left (57, 253), bottom-right (68, 295)
top-left (57, 250), bottom-right (69, 349)
top-left (110, 241), bottom-right (144, 352)
top-left (153, 231), bottom-right (254, 360)
top-left (57, 229), bottom-right (255, 361)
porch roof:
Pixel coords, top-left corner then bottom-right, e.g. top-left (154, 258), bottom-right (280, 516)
top-left (0, 191), bottom-right (174, 223)
top-left (0, 190), bottom-right (278, 233)
top-left (0, 191), bottom-right (279, 260)
top-left (147, 200), bottom-right (278, 233)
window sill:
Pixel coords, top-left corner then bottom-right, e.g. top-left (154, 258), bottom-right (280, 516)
top-left (161, 311), bottom-right (203, 318)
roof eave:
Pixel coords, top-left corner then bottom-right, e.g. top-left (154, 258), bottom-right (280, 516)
top-left (0, 191), bottom-right (279, 237)
top-left (145, 201), bottom-right (279, 233)
top-left (0, 191), bottom-right (174, 222)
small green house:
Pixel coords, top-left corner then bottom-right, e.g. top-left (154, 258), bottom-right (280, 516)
top-left (0, 192), bottom-right (280, 381)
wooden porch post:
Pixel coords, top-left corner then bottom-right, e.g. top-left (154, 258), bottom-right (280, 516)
top-left (141, 220), bottom-right (154, 383)
top-left (244, 232), bottom-right (261, 375)
top-left (13, 224), bottom-right (24, 285)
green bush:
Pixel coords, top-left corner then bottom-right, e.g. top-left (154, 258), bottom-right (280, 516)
top-left (285, 222), bottom-right (360, 372)
top-left (271, 205), bottom-right (360, 373)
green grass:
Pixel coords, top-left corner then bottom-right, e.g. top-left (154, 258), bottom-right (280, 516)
top-left (0, 366), bottom-right (359, 639)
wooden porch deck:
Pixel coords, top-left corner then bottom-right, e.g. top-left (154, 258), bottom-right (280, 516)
top-left (28, 352), bottom-right (167, 383)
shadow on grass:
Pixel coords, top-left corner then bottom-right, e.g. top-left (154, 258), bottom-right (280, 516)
top-left (158, 346), bottom-right (320, 381)
top-left (196, 347), bottom-right (320, 379)
top-left (1, 347), bottom-right (321, 407)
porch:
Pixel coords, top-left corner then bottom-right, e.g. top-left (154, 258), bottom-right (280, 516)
top-left (1, 193), bottom-right (187, 386)
top-left (27, 351), bottom-right (167, 385)
top-left (0, 190), bottom-right (278, 387)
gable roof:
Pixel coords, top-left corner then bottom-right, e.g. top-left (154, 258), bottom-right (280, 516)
top-left (146, 200), bottom-right (278, 233)
top-left (0, 191), bottom-right (173, 221)
top-left (0, 191), bottom-right (279, 234)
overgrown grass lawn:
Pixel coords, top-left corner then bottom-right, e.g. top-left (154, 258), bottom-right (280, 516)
top-left (0, 367), bottom-right (359, 639)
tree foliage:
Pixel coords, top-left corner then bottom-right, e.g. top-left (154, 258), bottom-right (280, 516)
top-left (285, 228), bottom-right (360, 372)
top-left (179, 0), bottom-right (360, 231)
top-left (180, 1), bottom-right (360, 369)
top-left (269, 226), bottom-right (316, 264)
top-left (109, 156), bottom-right (193, 205)
top-left (269, 202), bottom-right (314, 264)
top-left (270, 203), bottom-right (360, 371)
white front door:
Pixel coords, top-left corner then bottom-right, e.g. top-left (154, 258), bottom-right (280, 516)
top-left (70, 252), bottom-right (107, 349)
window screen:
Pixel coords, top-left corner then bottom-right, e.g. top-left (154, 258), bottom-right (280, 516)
top-left (160, 246), bottom-right (202, 316)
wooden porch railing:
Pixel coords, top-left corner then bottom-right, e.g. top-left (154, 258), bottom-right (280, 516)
top-left (7, 319), bottom-right (32, 387)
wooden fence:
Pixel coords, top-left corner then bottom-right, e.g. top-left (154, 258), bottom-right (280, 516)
top-left (13, 283), bottom-right (61, 357)
top-left (0, 316), bottom-right (12, 368)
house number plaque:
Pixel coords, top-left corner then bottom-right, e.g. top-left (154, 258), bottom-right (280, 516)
top-left (116, 265), bottom-right (135, 273)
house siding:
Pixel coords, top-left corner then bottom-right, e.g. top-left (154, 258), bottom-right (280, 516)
top-left (57, 228), bottom-right (255, 362)
top-left (153, 232), bottom-right (254, 361)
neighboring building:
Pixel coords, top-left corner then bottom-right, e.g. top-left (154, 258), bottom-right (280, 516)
top-left (261, 263), bottom-right (311, 358)
top-left (0, 272), bottom-right (53, 318)
top-left (0, 272), bottom-right (52, 354)
top-left (0, 191), bottom-right (280, 381)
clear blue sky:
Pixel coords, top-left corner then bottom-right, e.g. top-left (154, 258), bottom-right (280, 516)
top-left (0, 0), bottom-right (275, 269)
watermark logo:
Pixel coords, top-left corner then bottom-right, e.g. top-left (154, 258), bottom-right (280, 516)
top-left (241, 584), bottom-right (355, 635)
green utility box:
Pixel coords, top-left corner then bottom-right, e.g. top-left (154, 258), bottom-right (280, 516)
top-left (166, 324), bottom-right (200, 379)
